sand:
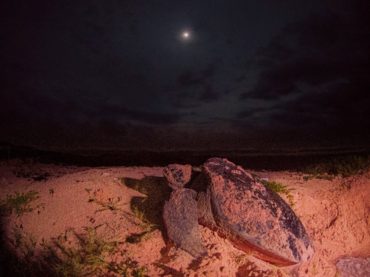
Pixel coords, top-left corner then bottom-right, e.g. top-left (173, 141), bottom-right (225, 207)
top-left (0, 159), bottom-right (369, 276)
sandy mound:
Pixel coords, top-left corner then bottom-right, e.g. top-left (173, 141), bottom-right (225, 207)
top-left (0, 160), bottom-right (369, 276)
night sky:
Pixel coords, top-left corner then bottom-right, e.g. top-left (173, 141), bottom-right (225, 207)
top-left (1, 1), bottom-right (370, 152)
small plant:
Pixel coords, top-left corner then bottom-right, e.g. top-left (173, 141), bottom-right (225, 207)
top-left (9, 227), bottom-right (38, 267)
top-left (302, 173), bottom-right (334, 181)
top-left (125, 231), bottom-right (150, 244)
top-left (0, 190), bottom-right (40, 216)
top-left (121, 177), bottom-right (171, 232)
top-left (232, 253), bottom-right (248, 265)
top-left (42, 227), bottom-right (148, 276)
top-left (2, 227), bottom-right (42, 276)
top-left (126, 205), bottom-right (157, 244)
top-left (86, 189), bottom-right (123, 213)
top-left (50, 227), bottom-right (116, 276)
top-left (94, 197), bottom-right (122, 212)
top-left (262, 180), bottom-right (289, 194)
top-left (261, 180), bottom-right (295, 207)
top-left (120, 177), bottom-right (170, 244)
top-left (13, 166), bottom-right (50, 181)
top-left (302, 155), bottom-right (370, 178)
top-left (132, 266), bottom-right (147, 277)
top-left (131, 205), bottom-right (147, 223)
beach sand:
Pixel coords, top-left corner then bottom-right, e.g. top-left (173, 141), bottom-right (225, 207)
top-left (0, 159), bottom-right (369, 276)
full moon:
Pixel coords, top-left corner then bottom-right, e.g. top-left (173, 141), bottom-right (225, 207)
top-left (181, 30), bottom-right (191, 40)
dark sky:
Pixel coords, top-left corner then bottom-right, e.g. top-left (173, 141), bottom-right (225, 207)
top-left (1, 0), bottom-right (369, 151)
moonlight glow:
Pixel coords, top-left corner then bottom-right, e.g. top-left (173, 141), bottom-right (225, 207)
top-left (181, 30), bottom-right (191, 40)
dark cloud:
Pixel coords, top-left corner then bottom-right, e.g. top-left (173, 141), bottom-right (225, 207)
top-left (176, 64), bottom-right (216, 88)
top-left (1, 1), bottom-right (369, 151)
top-left (171, 63), bottom-right (220, 107)
top-left (241, 3), bottom-right (370, 101)
top-left (94, 104), bottom-right (182, 125)
top-left (272, 79), bottom-right (370, 130)
top-left (237, 107), bottom-right (268, 119)
top-left (198, 84), bottom-right (219, 102)
top-left (0, 86), bottom-right (182, 129)
top-left (236, 0), bottom-right (370, 142)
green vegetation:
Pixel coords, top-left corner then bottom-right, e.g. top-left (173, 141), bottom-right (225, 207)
top-left (42, 227), bottom-right (147, 276)
top-left (89, 196), bottom-right (122, 212)
top-left (121, 176), bottom-right (171, 244)
top-left (6, 226), bottom-right (148, 276)
top-left (302, 155), bottom-right (370, 179)
top-left (232, 253), bottom-right (248, 265)
top-left (262, 180), bottom-right (289, 194)
top-left (302, 174), bottom-right (333, 181)
top-left (50, 227), bottom-right (115, 276)
top-left (4, 225), bottom-right (150, 276)
top-left (86, 189), bottom-right (123, 213)
top-left (11, 227), bottom-right (38, 260)
top-left (121, 177), bottom-right (171, 230)
top-left (261, 180), bottom-right (295, 207)
top-left (4, 227), bottom-right (40, 275)
top-left (0, 190), bottom-right (40, 216)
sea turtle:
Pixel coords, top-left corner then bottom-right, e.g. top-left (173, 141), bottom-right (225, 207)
top-left (162, 158), bottom-right (314, 266)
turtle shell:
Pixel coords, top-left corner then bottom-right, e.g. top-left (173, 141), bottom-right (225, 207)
top-left (202, 158), bottom-right (314, 266)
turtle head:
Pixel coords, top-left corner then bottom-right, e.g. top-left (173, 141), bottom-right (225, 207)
top-left (163, 164), bottom-right (192, 190)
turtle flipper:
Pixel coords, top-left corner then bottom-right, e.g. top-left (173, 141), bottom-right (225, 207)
top-left (197, 190), bottom-right (217, 230)
top-left (163, 188), bottom-right (207, 257)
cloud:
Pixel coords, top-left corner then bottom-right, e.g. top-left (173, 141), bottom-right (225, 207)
top-left (198, 84), bottom-right (219, 102)
top-left (0, 86), bottom-right (182, 129)
top-left (171, 63), bottom-right (220, 107)
top-left (95, 104), bottom-right (182, 125)
top-left (176, 63), bottom-right (216, 88)
top-left (241, 4), bottom-right (370, 101)
top-left (236, 1), bottom-right (370, 138)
